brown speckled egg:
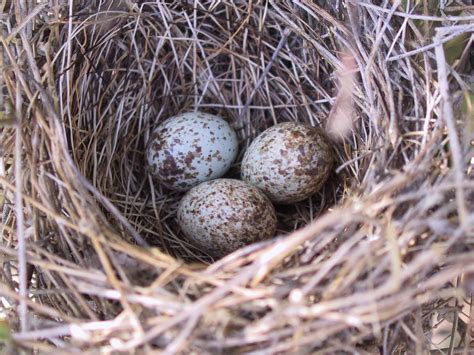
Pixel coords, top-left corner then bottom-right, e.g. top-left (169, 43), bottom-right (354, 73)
top-left (147, 112), bottom-right (238, 191)
top-left (241, 122), bottom-right (333, 204)
top-left (177, 179), bottom-right (277, 259)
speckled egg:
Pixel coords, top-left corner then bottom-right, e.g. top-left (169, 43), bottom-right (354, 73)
top-left (241, 122), bottom-right (333, 204)
top-left (177, 179), bottom-right (277, 258)
top-left (147, 112), bottom-right (238, 191)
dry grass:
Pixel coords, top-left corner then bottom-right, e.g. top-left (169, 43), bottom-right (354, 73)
top-left (1, 0), bottom-right (473, 353)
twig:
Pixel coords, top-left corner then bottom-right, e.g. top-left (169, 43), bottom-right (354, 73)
top-left (6, 2), bottom-right (47, 42)
top-left (353, 1), bottom-right (474, 22)
top-left (14, 85), bottom-right (27, 332)
top-left (387, 24), bottom-right (474, 62)
top-left (241, 28), bottom-right (290, 120)
top-left (434, 29), bottom-right (469, 226)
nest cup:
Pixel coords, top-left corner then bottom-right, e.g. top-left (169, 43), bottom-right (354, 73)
top-left (66, 1), bottom-right (346, 260)
top-left (1, 0), bottom-right (473, 352)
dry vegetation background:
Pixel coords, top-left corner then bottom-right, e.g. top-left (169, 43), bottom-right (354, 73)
top-left (0, 0), bottom-right (473, 353)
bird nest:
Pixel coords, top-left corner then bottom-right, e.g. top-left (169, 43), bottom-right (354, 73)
top-left (1, 1), bottom-right (473, 353)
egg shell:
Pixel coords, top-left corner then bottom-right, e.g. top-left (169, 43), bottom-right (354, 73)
top-left (241, 122), bottom-right (333, 204)
top-left (177, 179), bottom-right (277, 259)
top-left (147, 112), bottom-right (238, 191)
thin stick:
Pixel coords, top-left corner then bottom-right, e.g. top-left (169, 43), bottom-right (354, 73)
top-left (15, 88), bottom-right (27, 332)
top-left (6, 2), bottom-right (47, 41)
top-left (354, 1), bottom-right (474, 22)
top-left (241, 28), bottom-right (290, 119)
top-left (434, 29), bottom-right (468, 226)
top-left (387, 24), bottom-right (474, 62)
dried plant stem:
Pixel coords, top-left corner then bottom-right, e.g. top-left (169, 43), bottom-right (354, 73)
top-left (434, 29), bottom-right (468, 226)
top-left (15, 88), bottom-right (27, 332)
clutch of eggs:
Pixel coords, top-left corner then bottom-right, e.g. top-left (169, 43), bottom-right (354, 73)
top-left (177, 179), bottom-right (277, 259)
top-left (147, 111), bottom-right (238, 191)
top-left (241, 122), bottom-right (333, 204)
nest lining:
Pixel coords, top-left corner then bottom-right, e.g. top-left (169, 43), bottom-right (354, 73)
top-left (61, 1), bottom-right (354, 261)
